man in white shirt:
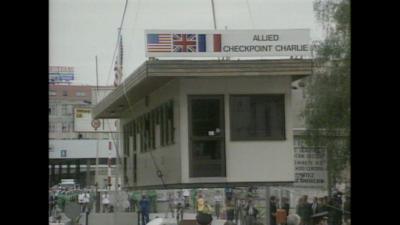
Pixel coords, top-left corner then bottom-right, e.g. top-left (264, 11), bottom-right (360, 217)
top-left (83, 191), bottom-right (91, 213)
top-left (78, 191), bottom-right (85, 212)
top-left (102, 192), bottom-right (110, 213)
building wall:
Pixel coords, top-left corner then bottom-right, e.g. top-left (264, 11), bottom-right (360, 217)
top-left (179, 76), bottom-right (295, 183)
top-left (119, 79), bottom-right (181, 187)
top-left (49, 85), bottom-right (117, 188)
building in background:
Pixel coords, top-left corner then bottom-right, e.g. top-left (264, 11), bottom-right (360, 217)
top-left (49, 84), bottom-right (119, 189)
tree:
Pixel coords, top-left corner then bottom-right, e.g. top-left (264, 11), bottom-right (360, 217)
top-left (301, 0), bottom-right (350, 193)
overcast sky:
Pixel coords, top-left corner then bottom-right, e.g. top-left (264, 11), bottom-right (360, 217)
top-left (49, 0), bottom-right (324, 86)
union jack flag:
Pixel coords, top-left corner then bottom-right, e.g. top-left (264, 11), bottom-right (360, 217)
top-left (173, 34), bottom-right (197, 52)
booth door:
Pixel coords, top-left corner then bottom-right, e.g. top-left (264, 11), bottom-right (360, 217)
top-left (188, 95), bottom-right (226, 177)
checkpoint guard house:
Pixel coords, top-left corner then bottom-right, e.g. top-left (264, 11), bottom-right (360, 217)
top-left (92, 29), bottom-right (313, 190)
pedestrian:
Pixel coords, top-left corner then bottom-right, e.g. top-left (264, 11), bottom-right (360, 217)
top-left (287, 214), bottom-right (301, 225)
top-left (83, 191), bottom-right (91, 213)
top-left (196, 201), bottom-right (213, 225)
top-left (244, 199), bottom-right (258, 225)
top-left (49, 191), bottom-right (55, 217)
top-left (303, 196), bottom-right (313, 225)
top-left (311, 197), bottom-right (318, 215)
top-left (175, 192), bottom-right (185, 221)
top-left (191, 189), bottom-right (198, 210)
top-left (315, 198), bottom-right (324, 214)
top-left (196, 192), bottom-right (205, 214)
top-left (78, 191), bottom-right (85, 212)
top-left (166, 192), bottom-right (175, 218)
top-left (147, 190), bottom-right (158, 213)
top-left (343, 195), bottom-right (351, 225)
top-left (176, 202), bottom-right (184, 222)
top-left (139, 195), bottom-right (150, 225)
top-left (282, 197), bottom-right (290, 218)
top-left (296, 196), bottom-right (312, 225)
top-left (102, 192), bottom-right (110, 213)
top-left (270, 196), bottom-right (277, 225)
top-left (214, 190), bottom-right (223, 219)
top-left (183, 189), bottom-right (190, 208)
top-left (225, 198), bottom-right (236, 222)
top-left (123, 195), bottom-right (131, 212)
top-left (236, 199), bottom-right (246, 225)
top-left (328, 192), bottom-right (343, 225)
top-left (131, 191), bottom-right (141, 212)
top-left (296, 197), bottom-right (308, 225)
top-left (53, 205), bottom-right (63, 223)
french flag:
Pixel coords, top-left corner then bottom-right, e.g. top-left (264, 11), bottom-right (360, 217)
top-left (198, 34), bottom-right (221, 52)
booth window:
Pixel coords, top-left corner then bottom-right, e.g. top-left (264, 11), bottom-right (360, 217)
top-left (230, 94), bottom-right (285, 140)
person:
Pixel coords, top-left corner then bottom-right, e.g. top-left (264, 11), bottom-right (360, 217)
top-left (282, 197), bottom-right (290, 218)
top-left (236, 199), bottom-right (246, 225)
top-left (191, 189), bottom-right (198, 210)
top-left (49, 191), bottom-right (55, 217)
top-left (78, 191), bottom-right (85, 212)
top-left (214, 190), bottom-right (223, 219)
top-left (175, 192), bottom-right (185, 222)
top-left (311, 197), bottom-right (319, 215)
top-left (328, 193), bottom-right (343, 225)
top-left (196, 201), bottom-right (213, 225)
top-left (225, 198), bottom-right (236, 222)
top-left (123, 195), bottom-right (131, 212)
top-left (343, 195), bottom-right (351, 225)
top-left (300, 196), bottom-right (312, 225)
top-left (147, 190), bottom-right (158, 213)
top-left (131, 191), bottom-right (141, 212)
top-left (316, 216), bottom-right (328, 225)
top-left (176, 202), bottom-right (184, 222)
top-left (287, 214), bottom-right (301, 225)
top-left (139, 195), bottom-right (150, 225)
top-left (244, 199), bottom-right (259, 225)
top-left (296, 197), bottom-right (307, 225)
top-left (183, 189), bottom-right (190, 208)
top-left (315, 198), bottom-right (324, 214)
top-left (197, 192), bottom-right (205, 214)
top-left (270, 196), bottom-right (277, 225)
top-left (102, 192), bottom-right (110, 213)
top-left (83, 191), bottom-right (91, 213)
top-left (53, 205), bottom-right (63, 223)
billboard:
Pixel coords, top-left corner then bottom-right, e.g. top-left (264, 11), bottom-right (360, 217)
top-left (294, 147), bottom-right (328, 189)
top-left (145, 29), bottom-right (310, 58)
top-left (74, 107), bottom-right (118, 132)
top-left (49, 66), bottom-right (74, 82)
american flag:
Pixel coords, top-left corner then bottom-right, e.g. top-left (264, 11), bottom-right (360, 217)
top-left (173, 34), bottom-right (197, 52)
top-left (147, 34), bottom-right (172, 52)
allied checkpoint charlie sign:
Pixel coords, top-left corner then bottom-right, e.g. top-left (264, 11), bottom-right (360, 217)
top-left (145, 29), bottom-right (310, 57)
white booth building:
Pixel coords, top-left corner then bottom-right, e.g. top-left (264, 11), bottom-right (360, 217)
top-left (92, 59), bottom-right (312, 190)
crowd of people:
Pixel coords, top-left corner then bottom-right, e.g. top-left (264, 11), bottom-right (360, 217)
top-left (49, 187), bottom-right (350, 225)
top-left (293, 192), bottom-right (350, 225)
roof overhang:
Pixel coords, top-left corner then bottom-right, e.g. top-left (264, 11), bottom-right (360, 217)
top-left (93, 59), bottom-right (313, 119)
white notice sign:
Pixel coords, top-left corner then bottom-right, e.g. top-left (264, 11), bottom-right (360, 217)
top-left (294, 147), bottom-right (328, 189)
top-left (145, 29), bottom-right (310, 58)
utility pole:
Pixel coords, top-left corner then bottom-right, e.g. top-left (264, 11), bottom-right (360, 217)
top-left (95, 55), bottom-right (101, 213)
top-left (95, 56), bottom-right (100, 186)
top-left (211, 0), bottom-right (217, 30)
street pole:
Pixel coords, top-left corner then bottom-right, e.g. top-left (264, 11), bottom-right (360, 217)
top-left (265, 186), bottom-right (271, 225)
top-left (211, 0), bottom-right (217, 29)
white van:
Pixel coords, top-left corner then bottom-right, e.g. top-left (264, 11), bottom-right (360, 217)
top-left (59, 179), bottom-right (78, 189)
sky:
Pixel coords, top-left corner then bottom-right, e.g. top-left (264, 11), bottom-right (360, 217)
top-left (49, 0), bottom-right (324, 86)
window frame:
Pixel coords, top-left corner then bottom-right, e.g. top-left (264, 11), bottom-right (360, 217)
top-left (229, 94), bottom-right (286, 141)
